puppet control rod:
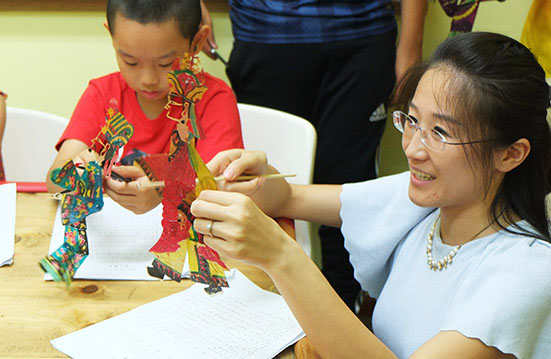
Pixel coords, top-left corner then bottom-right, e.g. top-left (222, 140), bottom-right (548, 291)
top-left (51, 173), bottom-right (296, 199)
top-left (136, 173), bottom-right (296, 190)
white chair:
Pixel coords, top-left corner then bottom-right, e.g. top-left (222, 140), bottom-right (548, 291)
top-left (3, 107), bottom-right (68, 182)
top-left (238, 103), bottom-right (318, 260)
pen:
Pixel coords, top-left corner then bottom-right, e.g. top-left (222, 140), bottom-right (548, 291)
top-left (210, 48), bottom-right (228, 66)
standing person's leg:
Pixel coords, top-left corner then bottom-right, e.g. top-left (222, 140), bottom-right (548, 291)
top-left (226, 40), bottom-right (321, 120)
top-left (314, 31), bottom-right (397, 310)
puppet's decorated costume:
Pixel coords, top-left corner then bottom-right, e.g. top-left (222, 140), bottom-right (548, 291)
top-left (147, 55), bottom-right (229, 294)
top-left (40, 106), bottom-right (134, 286)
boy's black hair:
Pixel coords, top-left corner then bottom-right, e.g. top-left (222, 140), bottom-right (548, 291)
top-left (107, 0), bottom-right (201, 40)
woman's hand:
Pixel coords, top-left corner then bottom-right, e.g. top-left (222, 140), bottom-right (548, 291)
top-left (191, 189), bottom-right (295, 271)
top-left (208, 149), bottom-right (269, 195)
top-left (103, 165), bottom-right (162, 214)
top-left (207, 148), bottom-right (295, 219)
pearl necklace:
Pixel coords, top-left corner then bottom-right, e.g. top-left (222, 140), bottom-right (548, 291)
top-left (426, 215), bottom-right (461, 271)
top-left (426, 213), bottom-right (494, 271)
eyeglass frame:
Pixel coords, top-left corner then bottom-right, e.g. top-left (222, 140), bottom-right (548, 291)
top-left (392, 110), bottom-right (494, 152)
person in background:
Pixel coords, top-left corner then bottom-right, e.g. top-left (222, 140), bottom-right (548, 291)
top-left (437, 0), bottom-right (506, 36)
top-left (521, 0), bottom-right (551, 81)
top-left (201, 0), bottom-right (427, 310)
top-left (46, 0), bottom-right (243, 214)
top-left (191, 32), bottom-right (551, 358)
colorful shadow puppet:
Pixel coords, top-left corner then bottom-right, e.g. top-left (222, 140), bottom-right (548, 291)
top-left (39, 105), bottom-right (134, 286)
top-left (146, 54), bottom-right (229, 295)
top-left (438, 0), bottom-right (506, 36)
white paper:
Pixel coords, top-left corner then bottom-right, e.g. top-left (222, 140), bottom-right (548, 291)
top-left (45, 197), bottom-right (188, 280)
top-left (0, 183), bottom-right (16, 266)
top-left (51, 269), bottom-right (305, 359)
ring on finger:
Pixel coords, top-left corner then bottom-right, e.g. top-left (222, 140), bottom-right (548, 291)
top-left (206, 220), bottom-right (215, 237)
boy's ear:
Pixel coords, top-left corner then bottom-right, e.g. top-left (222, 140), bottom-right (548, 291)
top-left (103, 20), bottom-right (111, 34)
top-left (190, 24), bottom-right (211, 54)
top-left (494, 138), bottom-right (531, 173)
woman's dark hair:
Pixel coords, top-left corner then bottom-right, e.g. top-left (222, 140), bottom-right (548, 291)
top-left (396, 32), bottom-right (551, 242)
top-left (107, 0), bottom-right (201, 40)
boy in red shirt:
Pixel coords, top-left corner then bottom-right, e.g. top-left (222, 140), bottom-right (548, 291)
top-left (46, 0), bottom-right (243, 214)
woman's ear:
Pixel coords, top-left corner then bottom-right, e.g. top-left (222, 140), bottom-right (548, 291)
top-left (190, 24), bottom-right (211, 55)
top-left (495, 138), bottom-right (531, 173)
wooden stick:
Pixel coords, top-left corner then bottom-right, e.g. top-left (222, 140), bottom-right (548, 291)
top-left (137, 173), bottom-right (296, 190)
top-left (214, 173), bottom-right (295, 182)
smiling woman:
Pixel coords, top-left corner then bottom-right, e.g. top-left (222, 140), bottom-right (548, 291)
top-left (395, 32), bottom-right (551, 244)
top-left (188, 32), bottom-right (551, 359)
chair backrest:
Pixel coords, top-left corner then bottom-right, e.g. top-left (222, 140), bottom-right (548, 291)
top-left (3, 107), bottom-right (68, 182)
top-left (238, 103), bottom-right (317, 258)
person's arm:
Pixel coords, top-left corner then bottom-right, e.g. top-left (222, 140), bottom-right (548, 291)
top-left (209, 149), bottom-right (343, 227)
top-left (200, 0), bottom-right (217, 60)
top-left (47, 140), bottom-right (161, 212)
top-left (261, 234), bottom-right (396, 358)
top-left (46, 139), bottom-right (89, 192)
top-left (191, 189), bottom-right (518, 359)
top-left (191, 188), bottom-right (396, 359)
top-left (411, 332), bottom-right (516, 359)
top-left (282, 259), bottom-right (516, 358)
top-left (395, 0), bottom-right (427, 83)
top-left (50, 77), bottom-right (161, 212)
top-left (47, 80), bottom-right (103, 192)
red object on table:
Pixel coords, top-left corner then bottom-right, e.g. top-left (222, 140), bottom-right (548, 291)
top-left (0, 181), bottom-right (48, 193)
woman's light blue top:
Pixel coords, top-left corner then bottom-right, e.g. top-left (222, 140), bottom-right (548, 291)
top-left (340, 172), bottom-right (551, 359)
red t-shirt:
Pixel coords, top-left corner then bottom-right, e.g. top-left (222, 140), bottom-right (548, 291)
top-left (57, 72), bottom-right (243, 162)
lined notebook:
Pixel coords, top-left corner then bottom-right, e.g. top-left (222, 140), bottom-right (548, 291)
top-left (0, 183), bottom-right (16, 266)
top-left (44, 197), bottom-right (190, 280)
top-left (51, 269), bottom-right (305, 359)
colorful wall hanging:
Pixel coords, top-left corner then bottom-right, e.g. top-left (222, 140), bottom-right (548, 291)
top-left (437, 0), bottom-right (506, 36)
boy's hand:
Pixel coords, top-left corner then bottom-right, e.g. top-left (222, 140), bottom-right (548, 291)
top-left (103, 165), bottom-right (162, 214)
top-left (73, 147), bottom-right (99, 168)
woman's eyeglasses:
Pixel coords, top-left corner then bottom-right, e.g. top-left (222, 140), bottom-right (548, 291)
top-left (392, 111), bottom-right (493, 152)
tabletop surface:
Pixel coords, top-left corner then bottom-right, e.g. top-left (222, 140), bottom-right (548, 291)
top-left (0, 193), bottom-right (291, 358)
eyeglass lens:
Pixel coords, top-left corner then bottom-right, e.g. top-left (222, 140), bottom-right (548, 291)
top-left (393, 111), bottom-right (446, 151)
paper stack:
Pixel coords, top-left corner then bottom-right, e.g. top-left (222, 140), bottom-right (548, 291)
top-left (0, 183), bottom-right (16, 266)
top-left (51, 269), bottom-right (305, 358)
